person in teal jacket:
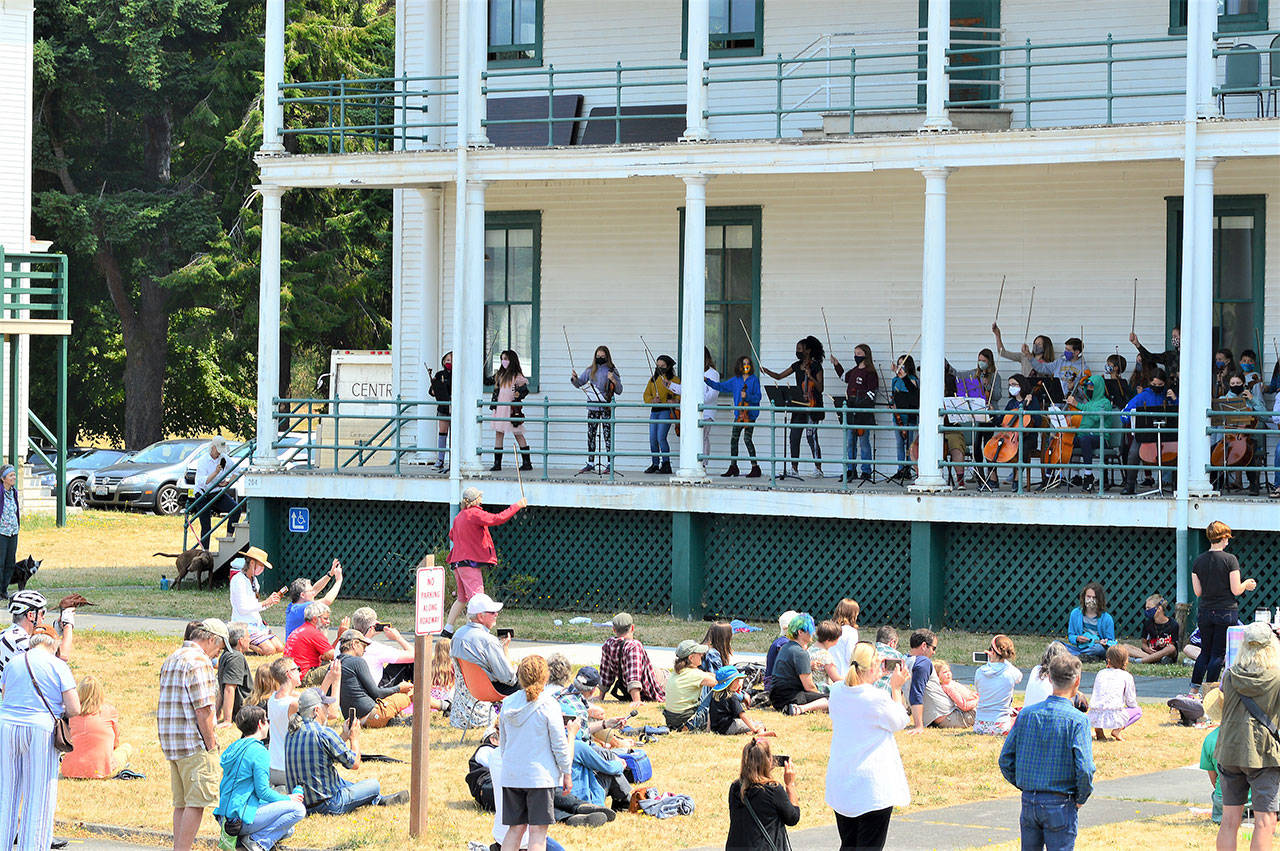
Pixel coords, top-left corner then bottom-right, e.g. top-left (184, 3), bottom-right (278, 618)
top-left (1065, 582), bottom-right (1116, 661)
top-left (215, 705), bottom-right (306, 850)
top-left (704, 355), bottom-right (763, 478)
top-left (1065, 372), bottom-right (1113, 493)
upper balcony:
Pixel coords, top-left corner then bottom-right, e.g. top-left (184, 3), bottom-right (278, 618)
top-left (269, 3), bottom-right (1280, 158)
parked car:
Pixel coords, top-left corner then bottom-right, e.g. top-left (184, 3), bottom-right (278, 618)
top-left (86, 439), bottom-right (211, 515)
top-left (28, 446), bottom-right (95, 477)
top-left (40, 448), bottom-right (134, 508)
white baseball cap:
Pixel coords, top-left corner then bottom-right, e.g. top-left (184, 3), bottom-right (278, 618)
top-left (467, 593), bottom-right (504, 616)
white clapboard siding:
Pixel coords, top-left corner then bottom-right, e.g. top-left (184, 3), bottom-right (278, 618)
top-left (0, 0), bottom-right (33, 251)
top-left (397, 157), bottom-right (1280, 472)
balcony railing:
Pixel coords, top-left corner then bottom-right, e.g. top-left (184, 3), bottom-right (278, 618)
top-left (279, 74), bottom-right (458, 153)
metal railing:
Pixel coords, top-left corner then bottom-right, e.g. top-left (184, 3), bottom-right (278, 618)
top-left (1211, 31), bottom-right (1280, 115)
top-left (279, 74), bottom-right (457, 153)
top-left (272, 397), bottom-right (449, 474)
top-left (1206, 407), bottom-right (1278, 492)
top-left (182, 442), bottom-right (256, 553)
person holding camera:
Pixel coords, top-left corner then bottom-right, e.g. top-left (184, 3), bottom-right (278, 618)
top-left (194, 437), bottom-right (244, 551)
top-left (335, 630), bottom-right (413, 729)
top-left (214, 705), bottom-right (306, 851)
top-left (725, 737), bottom-right (799, 851)
top-left (826, 641), bottom-right (910, 850)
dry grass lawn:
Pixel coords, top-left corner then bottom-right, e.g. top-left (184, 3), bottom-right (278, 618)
top-left (55, 629), bottom-right (1208, 850)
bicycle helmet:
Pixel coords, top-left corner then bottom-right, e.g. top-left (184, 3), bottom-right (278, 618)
top-left (8, 590), bottom-right (47, 617)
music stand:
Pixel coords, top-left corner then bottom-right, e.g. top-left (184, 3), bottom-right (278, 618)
top-left (572, 376), bottom-right (624, 478)
top-left (944, 396), bottom-right (988, 489)
top-left (764, 385), bottom-right (806, 481)
top-left (1132, 405), bottom-right (1173, 496)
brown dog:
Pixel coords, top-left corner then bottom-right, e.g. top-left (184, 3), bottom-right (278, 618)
top-left (154, 548), bottom-right (215, 590)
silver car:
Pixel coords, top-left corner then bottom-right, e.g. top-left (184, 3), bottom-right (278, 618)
top-left (86, 439), bottom-right (211, 515)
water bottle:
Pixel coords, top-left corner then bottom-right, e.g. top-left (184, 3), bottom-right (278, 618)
top-left (160, 575), bottom-right (170, 591)
top-left (292, 785), bottom-right (303, 796)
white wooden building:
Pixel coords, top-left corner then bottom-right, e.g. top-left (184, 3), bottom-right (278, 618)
top-left (247, 0), bottom-right (1280, 635)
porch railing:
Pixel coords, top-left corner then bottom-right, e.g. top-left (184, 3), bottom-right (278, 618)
top-left (279, 74), bottom-right (458, 153)
top-left (1207, 407), bottom-right (1278, 492)
top-left (272, 397), bottom-right (448, 474)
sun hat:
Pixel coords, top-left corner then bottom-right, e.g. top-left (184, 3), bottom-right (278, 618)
top-left (241, 546), bottom-right (273, 571)
top-left (675, 639), bottom-right (709, 660)
top-left (462, 486), bottom-right (483, 504)
top-left (777, 610), bottom-right (799, 635)
top-left (467, 593), bottom-right (504, 616)
top-left (712, 665), bottom-right (746, 692)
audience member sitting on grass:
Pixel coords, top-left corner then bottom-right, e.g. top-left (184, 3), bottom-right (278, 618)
top-left (1131, 594), bottom-right (1180, 664)
top-left (553, 703), bottom-right (619, 826)
top-left (1064, 582), bottom-right (1115, 661)
top-left (337, 629), bottom-right (414, 728)
top-left (874, 625), bottom-right (908, 701)
top-left (248, 664), bottom-right (280, 711)
top-left (907, 629), bottom-right (973, 732)
top-left (62, 674), bottom-right (136, 780)
top-left (973, 635), bottom-right (1023, 736)
top-left (229, 548), bottom-right (285, 656)
top-left (808, 619), bottom-right (843, 693)
top-left (284, 602), bottom-right (344, 685)
top-left (499, 655), bottom-right (574, 851)
top-left (1184, 627), bottom-right (1202, 664)
top-left (763, 610), bottom-right (799, 693)
top-left (710, 665), bottom-right (773, 737)
top-left (663, 639), bottom-right (717, 731)
top-left (724, 737), bottom-right (800, 851)
top-left (430, 637), bottom-right (455, 714)
top-left (1024, 642), bottom-right (1089, 713)
top-left (350, 606), bottom-right (414, 687)
top-left (286, 687), bottom-right (409, 815)
top-left (769, 613), bottom-right (830, 716)
top-left (933, 661), bottom-right (977, 714)
top-left (214, 705), bottom-right (306, 851)
top-left (216, 623), bottom-right (254, 728)
top-left (1087, 645), bottom-right (1141, 741)
top-left (831, 598), bottom-right (861, 679)
top-left (599, 612), bottom-right (666, 710)
top-left (268, 656), bottom-right (304, 786)
top-left (283, 559), bottom-right (344, 640)
top-left (546, 653), bottom-right (573, 692)
top-left (555, 666), bottom-right (608, 728)
top-left (699, 621), bottom-right (734, 672)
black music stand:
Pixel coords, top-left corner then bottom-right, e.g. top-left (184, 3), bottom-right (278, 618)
top-left (765, 385), bottom-right (805, 481)
top-left (1132, 405), bottom-right (1174, 496)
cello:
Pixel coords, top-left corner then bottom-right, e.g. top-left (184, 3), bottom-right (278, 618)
top-left (1042, 371), bottom-right (1089, 475)
top-left (1210, 395), bottom-right (1255, 475)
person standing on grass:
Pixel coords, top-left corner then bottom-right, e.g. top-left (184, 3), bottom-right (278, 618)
top-left (1215, 621), bottom-right (1280, 851)
top-left (499, 655), bottom-right (574, 851)
top-left (0, 464), bottom-right (19, 601)
top-left (442, 487), bottom-right (527, 638)
top-left (283, 559), bottom-right (344, 640)
top-left (158, 618), bottom-right (227, 851)
top-left (0, 590), bottom-right (74, 678)
top-left (999, 653), bottom-right (1095, 851)
top-left (1191, 521), bottom-right (1258, 697)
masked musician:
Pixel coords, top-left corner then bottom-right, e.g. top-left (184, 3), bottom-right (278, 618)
top-left (1212, 371), bottom-right (1262, 496)
top-left (428, 352), bottom-right (453, 472)
top-left (643, 355), bottom-right (680, 474)
top-left (830, 344), bottom-right (878, 482)
top-left (1065, 373), bottom-right (1112, 494)
top-left (570, 346), bottom-right (623, 474)
top-left (1213, 348), bottom-right (1237, 400)
top-left (1120, 369), bottom-right (1177, 495)
top-left (762, 337), bottom-right (825, 479)
top-left (957, 349), bottom-right (1001, 486)
top-left (890, 355), bottom-right (922, 482)
top-left (705, 355), bottom-right (762, 478)
top-left (1129, 326), bottom-right (1179, 390)
top-left (1033, 337), bottom-right (1088, 398)
top-left (489, 350), bottom-right (532, 472)
top-left (992, 323), bottom-right (1053, 377)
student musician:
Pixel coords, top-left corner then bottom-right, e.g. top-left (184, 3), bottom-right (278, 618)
top-left (489, 349), bottom-right (532, 472)
top-left (705, 355), bottom-right (762, 478)
top-left (643, 355), bottom-right (680, 474)
top-left (428, 351), bottom-right (453, 472)
top-left (994, 374), bottom-right (1047, 490)
top-left (957, 349), bottom-right (1001, 486)
top-left (570, 345), bottom-right (623, 474)
top-left (942, 372), bottom-right (970, 489)
top-left (830, 344), bottom-right (878, 482)
top-left (1101, 354), bottom-right (1131, 410)
top-left (890, 355), bottom-right (921, 482)
top-left (1120, 369), bottom-right (1177, 495)
top-left (992, 323), bottom-right (1052, 376)
top-left (1034, 337), bottom-right (1088, 397)
top-left (702, 347), bottom-right (721, 465)
top-left (1129, 326), bottom-right (1179, 390)
top-left (1213, 370), bottom-right (1263, 496)
top-left (1213, 348), bottom-right (1237, 400)
top-left (762, 336), bottom-right (826, 478)
top-left (1065, 373), bottom-right (1113, 494)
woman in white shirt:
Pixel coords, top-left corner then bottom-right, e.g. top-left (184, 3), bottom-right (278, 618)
top-left (702, 347), bottom-right (720, 463)
top-left (972, 634), bottom-right (1024, 735)
top-left (229, 546), bottom-right (284, 655)
top-left (1023, 641), bottom-right (1069, 711)
top-left (826, 641), bottom-right (910, 850)
top-left (830, 598), bottom-right (860, 679)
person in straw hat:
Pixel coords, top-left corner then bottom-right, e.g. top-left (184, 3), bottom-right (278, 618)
top-left (229, 547), bottom-right (285, 655)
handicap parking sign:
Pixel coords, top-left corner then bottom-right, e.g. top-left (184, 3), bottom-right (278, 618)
top-left (289, 507), bottom-right (310, 533)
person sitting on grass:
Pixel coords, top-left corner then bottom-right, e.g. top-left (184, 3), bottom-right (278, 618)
top-left (1130, 594), bottom-right (1180, 664)
top-left (546, 653), bottom-right (573, 693)
top-left (248, 664), bottom-right (279, 712)
top-left (1086, 645), bottom-right (1142, 741)
top-left (349, 606), bottom-right (414, 687)
top-left (1064, 582), bottom-right (1115, 661)
top-left (906, 629), bottom-right (973, 732)
top-left (61, 674), bottom-right (137, 780)
top-left (699, 622), bottom-right (735, 672)
top-left (808, 620), bottom-right (843, 693)
top-left (973, 635), bottom-right (1023, 736)
top-left (874, 626), bottom-right (909, 703)
top-left (216, 623), bottom-right (254, 729)
top-left (763, 610), bottom-right (800, 694)
top-left (769, 613), bottom-right (830, 716)
top-left (282, 559), bottom-right (343, 640)
top-left (710, 666), bottom-right (774, 737)
top-left (337, 630), bottom-right (414, 729)
top-left (1024, 642), bottom-right (1090, 713)
top-left (555, 702), bottom-right (620, 827)
top-left (599, 612), bottom-right (665, 711)
top-left (933, 661), bottom-right (977, 714)
top-left (228, 548), bottom-right (285, 656)
top-left (285, 687), bottom-right (409, 815)
top-left (663, 639), bottom-right (717, 731)
top-left (214, 705), bottom-right (306, 851)
top-left (284, 602), bottom-right (346, 686)
top-left (430, 637), bottom-right (454, 714)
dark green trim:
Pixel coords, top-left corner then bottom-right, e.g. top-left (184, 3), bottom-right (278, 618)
top-left (488, 0), bottom-right (543, 68)
top-left (484, 210), bottom-right (542, 391)
top-left (248, 496), bottom-right (284, 591)
top-left (1170, 0), bottom-right (1269, 34)
top-left (909, 521), bottom-right (946, 629)
top-left (671, 512), bottom-right (707, 620)
top-left (677, 206), bottom-right (763, 377)
top-left (682, 0), bottom-right (764, 59)
top-left (1164, 194), bottom-right (1266, 353)
top-left (916, 0), bottom-right (1002, 107)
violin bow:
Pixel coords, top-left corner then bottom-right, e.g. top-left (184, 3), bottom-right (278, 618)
top-left (1272, 337), bottom-right (1280, 386)
top-left (994, 275), bottom-right (1006, 326)
top-left (738, 318), bottom-right (778, 389)
top-left (564, 326), bottom-right (602, 402)
top-left (821, 307), bottom-right (835, 360)
top-left (1023, 286), bottom-right (1036, 346)
top-left (888, 319), bottom-right (896, 367)
top-left (1130, 277), bottom-right (1138, 335)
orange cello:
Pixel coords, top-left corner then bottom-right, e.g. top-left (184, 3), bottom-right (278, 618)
top-left (984, 408), bottom-right (1030, 464)
top-left (1042, 372), bottom-right (1089, 471)
top-left (1210, 396), bottom-right (1254, 470)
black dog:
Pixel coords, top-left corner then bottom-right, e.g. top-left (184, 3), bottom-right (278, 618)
top-left (9, 555), bottom-right (40, 592)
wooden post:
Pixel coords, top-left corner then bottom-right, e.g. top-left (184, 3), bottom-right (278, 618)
top-left (409, 554), bottom-right (434, 837)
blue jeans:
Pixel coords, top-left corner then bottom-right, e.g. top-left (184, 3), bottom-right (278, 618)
top-left (847, 430), bottom-right (872, 475)
top-left (1193, 608), bottom-right (1238, 687)
top-left (1019, 791), bottom-right (1078, 850)
top-left (648, 410), bottom-right (672, 465)
top-left (895, 427), bottom-right (914, 468)
top-left (244, 799), bottom-right (307, 849)
top-left (312, 778), bottom-right (382, 815)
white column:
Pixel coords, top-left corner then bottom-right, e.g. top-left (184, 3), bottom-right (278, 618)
top-left (466, 0), bottom-right (490, 146)
top-left (416, 188), bottom-right (443, 458)
top-left (254, 185), bottom-right (285, 465)
top-left (910, 167), bottom-right (952, 491)
top-left (676, 175), bottom-right (710, 480)
top-left (262, 0), bottom-right (286, 152)
top-left (423, 0), bottom-right (443, 148)
top-left (922, 0), bottom-right (954, 130)
top-left (455, 180), bottom-right (487, 475)
top-left (1194, 0), bottom-right (1217, 117)
top-left (682, 0), bottom-right (711, 141)
top-left (1183, 157), bottom-right (1218, 497)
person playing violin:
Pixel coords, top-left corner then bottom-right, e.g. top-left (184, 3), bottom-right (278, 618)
top-left (1129, 326), bottom-right (1179, 391)
top-left (643, 355), bottom-right (680, 474)
top-left (957, 349), bottom-right (1002, 486)
top-left (890, 355), bottom-right (921, 483)
top-left (761, 337), bottom-right (826, 479)
top-left (1213, 371), bottom-right (1263, 496)
top-left (571, 345), bottom-right (623, 474)
top-left (705, 355), bottom-right (762, 478)
top-left (1065, 373), bottom-right (1112, 494)
top-left (830, 344), bottom-right (878, 483)
top-left (1034, 337), bottom-right (1088, 398)
top-left (992, 324), bottom-right (1052, 377)
top-left (1120, 369), bottom-right (1177, 495)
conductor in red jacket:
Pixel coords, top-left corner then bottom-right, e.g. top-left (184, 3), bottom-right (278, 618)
top-left (441, 486), bottom-right (526, 637)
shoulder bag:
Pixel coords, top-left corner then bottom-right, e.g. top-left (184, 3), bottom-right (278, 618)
top-left (25, 652), bottom-right (73, 753)
top-left (741, 783), bottom-right (793, 851)
top-left (1225, 671), bottom-right (1280, 745)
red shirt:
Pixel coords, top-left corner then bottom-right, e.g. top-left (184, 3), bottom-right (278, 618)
top-left (447, 503), bottom-right (522, 565)
top-left (285, 621), bottom-right (334, 677)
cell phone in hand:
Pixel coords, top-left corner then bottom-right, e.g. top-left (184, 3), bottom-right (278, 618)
top-left (496, 628), bottom-right (515, 640)
top-left (972, 651), bottom-right (989, 664)
top-left (882, 658), bottom-right (901, 671)
top-left (374, 622), bottom-right (391, 632)
top-left (345, 709), bottom-right (356, 731)
top-left (772, 755), bottom-right (789, 768)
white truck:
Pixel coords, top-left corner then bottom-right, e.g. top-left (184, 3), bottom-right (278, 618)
top-left (315, 349), bottom-right (396, 467)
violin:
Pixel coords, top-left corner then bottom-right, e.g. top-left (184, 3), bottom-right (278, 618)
top-left (735, 382), bottom-right (750, 424)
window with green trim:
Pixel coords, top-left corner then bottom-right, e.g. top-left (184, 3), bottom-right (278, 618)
top-left (1170, 0), bottom-right (1268, 34)
top-left (489, 0), bottom-right (542, 67)
top-left (678, 207), bottom-right (762, 377)
top-left (1165, 195), bottom-right (1266, 359)
top-left (682, 0), bottom-right (764, 58)
top-left (484, 211), bottom-right (541, 388)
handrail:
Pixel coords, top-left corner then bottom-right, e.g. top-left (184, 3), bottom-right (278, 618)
top-left (279, 73), bottom-right (458, 153)
top-left (182, 442), bottom-right (256, 552)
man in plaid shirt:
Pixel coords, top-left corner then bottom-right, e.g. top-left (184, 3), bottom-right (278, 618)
top-left (285, 687), bottom-right (409, 814)
top-left (157, 618), bottom-right (227, 851)
top-left (999, 653), bottom-right (1095, 850)
top-left (599, 612), bottom-right (665, 710)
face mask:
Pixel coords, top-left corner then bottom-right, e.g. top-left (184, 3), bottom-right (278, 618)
top-left (795, 351), bottom-right (804, 360)
top-left (1150, 384), bottom-right (1165, 393)
top-left (1229, 385), bottom-right (1244, 395)
top-left (1063, 350), bottom-right (1075, 362)
top-left (595, 355), bottom-right (607, 365)
top-left (1032, 346), bottom-right (1044, 356)
top-left (742, 365), bottom-right (752, 375)
top-left (854, 355), bottom-right (866, 365)
top-left (1008, 384), bottom-right (1020, 396)
top-left (1172, 337), bottom-right (1180, 349)
top-left (1215, 360), bottom-right (1226, 370)
top-left (444, 362), bottom-right (452, 371)
top-left (500, 359), bottom-right (510, 369)
top-left (1242, 362), bottom-right (1256, 372)
top-left (978, 360), bottom-right (989, 371)
top-left (1144, 606), bottom-right (1158, 619)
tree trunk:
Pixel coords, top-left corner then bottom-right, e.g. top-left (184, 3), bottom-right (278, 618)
top-left (120, 284), bottom-right (170, 449)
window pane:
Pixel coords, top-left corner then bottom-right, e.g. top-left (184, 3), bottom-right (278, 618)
top-left (706, 246), bottom-right (724, 301)
top-left (490, 0), bottom-right (513, 46)
top-left (1217, 221), bottom-right (1253, 301)
top-left (1214, 302), bottom-right (1253, 358)
top-left (484, 305), bottom-right (509, 375)
top-left (705, 308), bottom-right (725, 374)
top-left (510, 304), bottom-right (534, 362)
top-left (726, 304), bottom-right (752, 367)
top-left (1223, 0), bottom-right (1259, 15)
top-left (507, 228), bottom-right (535, 301)
top-left (485, 230), bottom-right (506, 302)
top-left (517, 0), bottom-right (538, 44)
top-left (709, 0), bottom-right (729, 34)
top-left (725, 248), bottom-right (753, 303)
top-left (729, 0), bottom-right (755, 33)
